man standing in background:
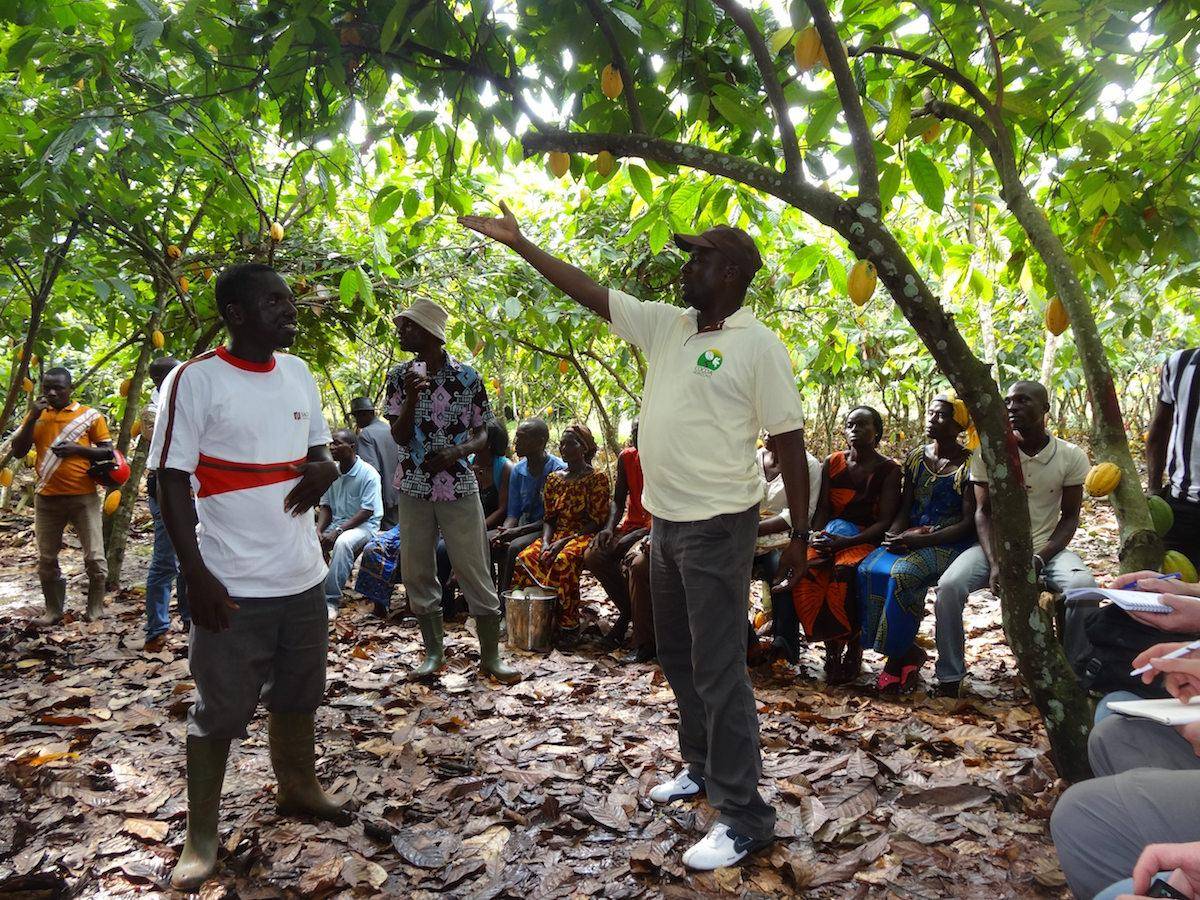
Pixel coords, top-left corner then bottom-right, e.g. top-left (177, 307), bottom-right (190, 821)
top-left (351, 395), bottom-right (399, 529)
top-left (142, 355), bottom-right (190, 651)
top-left (1147, 346), bottom-right (1200, 563)
top-left (10, 366), bottom-right (114, 625)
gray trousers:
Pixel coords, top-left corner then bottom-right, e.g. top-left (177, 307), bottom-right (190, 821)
top-left (933, 544), bottom-right (1096, 684)
top-left (1051, 714), bottom-right (1200, 898)
top-left (188, 581), bottom-right (328, 740)
top-left (651, 505), bottom-right (775, 841)
top-left (398, 493), bottom-right (499, 618)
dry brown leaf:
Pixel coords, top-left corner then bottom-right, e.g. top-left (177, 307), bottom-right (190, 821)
top-left (121, 817), bottom-right (169, 842)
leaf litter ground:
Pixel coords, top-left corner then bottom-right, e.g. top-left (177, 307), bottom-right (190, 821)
top-left (0, 500), bottom-right (1122, 897)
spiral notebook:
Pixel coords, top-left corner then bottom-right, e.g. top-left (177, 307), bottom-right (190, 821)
top-left (1063, 588), bottom-right (1172, 613)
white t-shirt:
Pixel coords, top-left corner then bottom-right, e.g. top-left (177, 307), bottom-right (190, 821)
top-left (759, 447), bottom-right (822, 527)
top-left (148, 347), bottom-right (330, 598)
top-left (608, 289), bottom-right (806, 522)
top-left (970, 436), bottom-right (1090, 548)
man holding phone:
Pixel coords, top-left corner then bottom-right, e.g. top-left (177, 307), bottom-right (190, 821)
top-left (11, 366), bottom-right (114, 624)
top-left (385, 298), bottom-right (520, 684)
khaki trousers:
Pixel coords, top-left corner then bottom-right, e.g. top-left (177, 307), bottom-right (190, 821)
top-left (35, 492), bottom-right (107, 590)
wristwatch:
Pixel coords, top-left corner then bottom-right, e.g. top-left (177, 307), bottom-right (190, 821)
top-left (789, 528), bottom-right (810, 542)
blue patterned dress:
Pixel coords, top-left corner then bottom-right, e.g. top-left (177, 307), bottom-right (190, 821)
top-left (858, 448), bottom-right (975, 656)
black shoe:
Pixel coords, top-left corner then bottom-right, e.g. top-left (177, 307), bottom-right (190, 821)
top-left (620, 646), bottom-right (656, 664)
top-left (603, 614), bottom-right (631, 648)
top-left (931, 680), bottom-right (962, 698)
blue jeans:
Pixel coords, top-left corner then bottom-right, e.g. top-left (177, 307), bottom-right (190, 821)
top-left (145, 493), bottom-right (189, 638)
top-left (324, 525), bottom-right (375, 608)
top-left (1094, 690), bottom-right (1143, 726)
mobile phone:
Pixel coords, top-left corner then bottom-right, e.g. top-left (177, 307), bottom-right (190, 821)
top-left (1148, 877), bottom-right (1190, 899)
top-left (411, 361), bottom-right (426, 378)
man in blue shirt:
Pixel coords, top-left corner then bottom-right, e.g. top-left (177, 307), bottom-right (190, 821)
top-left (490, 418), bottom-right (567, 597)
top-left (318, 429), bottom-right (383, 619)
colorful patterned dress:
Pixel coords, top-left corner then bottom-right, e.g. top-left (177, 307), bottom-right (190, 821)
top-left (792, 451), bottom-right (900, 641)
top-left (858, 448), bottom-right (974, 656)
top-left (512, 469), bottom-right (610, 630)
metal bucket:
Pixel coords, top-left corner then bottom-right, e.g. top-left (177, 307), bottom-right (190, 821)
top-left (503, 588), bottom-right (557, 652)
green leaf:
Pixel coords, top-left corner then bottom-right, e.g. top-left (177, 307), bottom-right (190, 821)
top-left (648, 218), bottom-right (671, 255)
top-left (380, 0), bottom-right (410, 53)
top-left (769, 28), bottom-right (795, 55)
top-left (503, 296), bottom-right (522, 319)
top-left (627, 165), bottom-right (654, 204)
top-left (884, 84), bottom-right (912, 144)
top-left (133, 18), bottom-right (164, 50)
top-left (370, 188), bottom-right (405, 225)
top-left (907, 150), bottom-right (945, 213)
top-left (339, 270), bottom-right (358, 308)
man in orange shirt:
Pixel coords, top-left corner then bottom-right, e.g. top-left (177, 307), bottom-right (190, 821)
top-left (11, 367), bottom-right (113, 624)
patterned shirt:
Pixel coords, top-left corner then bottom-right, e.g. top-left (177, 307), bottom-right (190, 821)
top-left (384, 355), bottom-right (496, 501)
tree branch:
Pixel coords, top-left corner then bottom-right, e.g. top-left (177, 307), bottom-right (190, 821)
top-left (974, 0), bottom-right (1004, 107)
top-left (711, 0), bottom-right (802, 179)
top-left (806, 0), bottom-right (878, 202)
top-left (581, 0), bottom-right (647, 134)
top-left (851, 44), bottom-right (993, 114)
top-left (520, 130), bottom-right (841, 226)
top-left (916, 99), bottom-right (1000, 157)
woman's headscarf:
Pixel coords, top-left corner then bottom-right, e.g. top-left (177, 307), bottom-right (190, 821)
top-left (564, 423), bottom-right (598, 462)
top-left (936, 390), bottom-right (980, 451)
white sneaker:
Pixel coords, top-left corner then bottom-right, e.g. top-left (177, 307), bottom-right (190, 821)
top-left (648, 769), bottom-right (705, 804)
top-left (681, 822), bottom-right (770, 871)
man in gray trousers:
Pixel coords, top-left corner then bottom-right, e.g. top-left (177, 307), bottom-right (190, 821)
top-left (460, 204), bottom-right (811, 870)
top-left (385, 298), bottom-right (520, 685)
top-left (1051, 637), bottom-right (1200, 898)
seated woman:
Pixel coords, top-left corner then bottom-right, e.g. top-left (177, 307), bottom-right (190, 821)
top-left (792, 406), bottom-right (901, 685)
top-left (857, 394), bottom-right (977, 694)
top-left (749, 433), bottom-right (822, 665)
top-left (358, 422), bottom-right (512, 618)
top-left (436, 421), bottom-right (513, 617)
top-left (511, 424), bottom-right (610, 642)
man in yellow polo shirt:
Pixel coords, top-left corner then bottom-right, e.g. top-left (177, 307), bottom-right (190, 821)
top-left (460, 206), bottom-right (811, 871)
top-left (11, 367), bottom-right (114, 624)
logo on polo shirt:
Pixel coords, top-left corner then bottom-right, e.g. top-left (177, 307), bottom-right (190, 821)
top-left (694, 348), bottom-right (723, 376)
top-left (293, 411), bottom-right (309, 421)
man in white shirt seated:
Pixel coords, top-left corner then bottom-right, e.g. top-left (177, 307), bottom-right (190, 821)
top-left (933, 380), bottom-right (1096, 696)
top-left (318, 428), bottom-right (383, 619)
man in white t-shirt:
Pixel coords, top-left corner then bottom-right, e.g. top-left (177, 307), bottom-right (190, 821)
top-left (933, 380), bottom-right (1096, 696)
top-left (459, 205), bottom-right (811, 871)
top-left (149, 264), bottom-right (349, 891)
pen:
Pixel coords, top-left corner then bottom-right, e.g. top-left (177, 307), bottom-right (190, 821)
top-left (1130, 638), bottom-right (1200, 678)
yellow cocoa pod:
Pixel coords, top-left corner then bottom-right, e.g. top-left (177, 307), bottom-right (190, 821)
top-left (600, 63), bottom-right (623, 100)
top-left (130, 419), bottom-right (142, 439)
top-left (848, 260), bottom-right (877, 306)
top-left (22, 377), bottom-right (33, 393)
top-left (25, 449), bottom-right (37, 467)
top-left (202, 267), bottom-right (214, 282)
top-left (595, 151), bottom-right (615, 177)
top-left (119, 377), bottom-right (132, 397)
top-left (151, 329), bottom-right (165, 349)
top-left (74, 78), bottom-right (84, 92)
top-left (793, 27), bottom-right (823, 72)
top-left (178, 275), bottom-right (190, 293)
top-left (0, 469), bottom-right (12, 488)
top-left (1044, 296), bottom-right (1069, 336)
top-left (922, 122), bottom-right (942, 143)
top-left (490, 378), bottom-right (501, 390)
top-left (166, 244), bottom-right (182, 260)
top-left (1084, 462), bottom-right (1122, 497)
top-left (103, 490), bottom-right (121, 515)
top-left (753, 611), bottom-right (769, 630)
top-left (1163, 550), bottom-right (1198, 584)
top-left (558, 359), bottom-right (570, 375)
top-left (270, 221), bottom-right (285, 242)
top-left (29, 354), bottom-right (38, 367)
top-left (548, 152), bottom-right (570, 178)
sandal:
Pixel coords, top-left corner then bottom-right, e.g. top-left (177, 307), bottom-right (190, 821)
top-left (876, 670), bottom-right (902, 695)
top-left (898, 647), bottom-right (928, 694)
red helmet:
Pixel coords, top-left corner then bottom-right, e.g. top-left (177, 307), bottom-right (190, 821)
top-left (88, 450), bottom-right (131, 489)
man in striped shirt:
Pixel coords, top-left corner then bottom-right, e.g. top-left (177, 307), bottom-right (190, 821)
top-left (1148, 348), bottom-right (1200, 562)
top-left (150, 264), bottom-right (349, 890)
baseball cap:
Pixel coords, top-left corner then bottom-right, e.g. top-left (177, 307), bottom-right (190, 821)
top-left (673, 225), bottom-right (763, 280)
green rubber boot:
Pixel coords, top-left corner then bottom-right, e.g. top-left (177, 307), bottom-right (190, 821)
top-left (475, 614), bottom-right (522, 684)
top-left (83, 577), bottom-right (105, 622)
top-left (35, 578), bottom-right (65, 627)
top-left (269, 712), bottom-right (351, 825)
top-left (406, 612), bottom-right (446, 680)
top-left (170, 736), bottom-right (231, 891)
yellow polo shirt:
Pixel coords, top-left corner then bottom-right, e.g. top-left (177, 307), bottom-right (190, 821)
top-left (608, 288), bottom-right (806, 523)
top-left (32, 402), bottom-right (110, 496)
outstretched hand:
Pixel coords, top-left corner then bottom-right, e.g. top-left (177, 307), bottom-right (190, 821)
top-left (458, 200), bottom-right (521, 247)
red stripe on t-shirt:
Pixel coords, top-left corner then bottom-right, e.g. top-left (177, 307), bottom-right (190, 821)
top-left (216, 345), bottom-right (276, 372)
top-left (194, 454), bottom-right (306, 498)
top-left (156, 351), bottom-right (218, 469)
